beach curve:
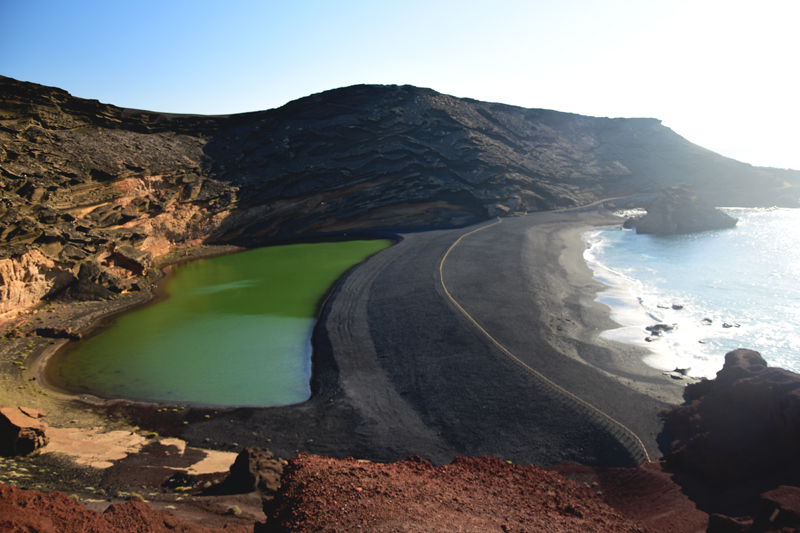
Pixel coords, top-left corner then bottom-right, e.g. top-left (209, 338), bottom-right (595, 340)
top-left (176, 211), bottom-right (684, 466)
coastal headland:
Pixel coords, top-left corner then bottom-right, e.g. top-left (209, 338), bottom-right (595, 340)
top-left (2, 75), bottom-right (800, 531)
top-left (1, 209), bottom-right (695, 530)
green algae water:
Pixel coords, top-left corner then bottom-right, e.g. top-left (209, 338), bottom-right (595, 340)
top-left (49, 240), bottom-right (391, 406)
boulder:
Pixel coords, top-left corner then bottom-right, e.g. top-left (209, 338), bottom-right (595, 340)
top-left (710, 486), bottom-right (800, 532)
top-left (631, 185), bottom-right (738, 235)
top-left (706, 514), bottom-right (753, 533)
top-left (645, 323), bottom-right (673, 335)
top-left (0, 249), bottom-right (75, 314)
top-left (213, 446), bottom-right (284, 497)
top-left (0, 406), bottom-right (49, 456)
top-left (110, 244), bottom-right (152, 276)
top-left (0, 483), bottom-right (255, 533)
top-left (661, 349), bottom-right (800, 484)
top-left (753, 486), bottom-right (800, 530)
top-left (64, 280), bottom-right (116, 301)
top-left (76, 260), bottom-right (123, 287)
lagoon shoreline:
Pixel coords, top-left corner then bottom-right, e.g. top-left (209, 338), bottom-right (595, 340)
top-left (5, 211), bottom-right (687, 470)
top-left (180, 210), bottom-right (686, 466)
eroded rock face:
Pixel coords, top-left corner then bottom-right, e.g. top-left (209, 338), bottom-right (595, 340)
top-left (755, 486), bottom-right (800, 530)
top-left (661, 349), bottom-right (800, 484)
top-left (218, 447), bottom-right (284, 497)
top-left (628, 185), bottom-right (739, 235)
top-left (0, 406), bottom-right (48, 456)
top-left (1, 75), bottom-right (798, 319)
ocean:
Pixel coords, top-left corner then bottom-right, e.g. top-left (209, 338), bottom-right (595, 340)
top-left (583, 207), bottom-right (800, 378)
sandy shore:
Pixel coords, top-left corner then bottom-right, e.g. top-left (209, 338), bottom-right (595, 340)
top-left (177, 210), bottom-right (686, 466)
top-left (2, 211), bottom-right (688, 475)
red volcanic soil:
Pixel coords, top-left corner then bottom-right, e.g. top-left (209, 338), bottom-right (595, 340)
top-left (2, 453), bottom-right (717, 532)
top-left (0, 482), bottom-right (253, 533)
top-left (267, 454), bottom-right (683, 533)
top-left (551, 463), bottom-right (709, 533)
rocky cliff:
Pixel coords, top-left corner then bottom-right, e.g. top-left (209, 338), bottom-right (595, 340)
top-left (625, 185), bottom-right (739, 234)
top-left (1, 75), bottom-right (798, 319)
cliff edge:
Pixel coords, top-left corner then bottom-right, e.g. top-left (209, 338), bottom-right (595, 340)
top-left (1, 75), bottom-right (798, 320)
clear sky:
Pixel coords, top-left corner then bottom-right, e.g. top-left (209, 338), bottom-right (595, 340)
top-left (1, 0), bottom-right (797, 169)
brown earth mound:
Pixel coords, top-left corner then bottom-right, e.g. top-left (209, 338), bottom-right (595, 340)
top-left (661, 349), bottom-right (800, 485)
top-left (0, 482), bottom-right (255, 533)
top-left (266, 453), bottom-right (649, 532)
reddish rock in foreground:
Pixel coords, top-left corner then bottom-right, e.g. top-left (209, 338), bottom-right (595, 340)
top-left (0, 483), bottom-right (254, 533)
top-left (267, 454), bottom-right (647, 533)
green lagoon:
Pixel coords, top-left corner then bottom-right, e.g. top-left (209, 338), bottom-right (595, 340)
top-left (49, 240), bottom-right (391, 406)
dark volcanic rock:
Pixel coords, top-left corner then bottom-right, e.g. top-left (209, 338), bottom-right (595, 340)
top-left (661, 349), bottom-right (800, 484)
top-left (632, 185), bottom-right (739, 235)
top-left (213, 447), bottom-right (284, 498)
top-left (0, 406), bottom-right (48, 456)
top-left (645, 323), bottom-right (673, 335)
top-left (708, 486), bottom-right (800, 532)
top-left (755, 486), bottom-right (800, 530)
top-left (61, 260), bottom-right (124, 301)
top-left (34, 326), bottom-right (81, 340)
top-left (267, 454), bottom-right (647, 533)
top-left (1, 75), bottom-right (798, 315)
top-left (0, 483), bottom-right (254, 533)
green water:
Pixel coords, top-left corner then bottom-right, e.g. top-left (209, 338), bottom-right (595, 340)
top-left (50, 240), bottom-right (391, 406)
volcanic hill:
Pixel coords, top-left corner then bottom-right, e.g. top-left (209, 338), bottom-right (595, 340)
top-left (1, 75), bottom-right (798, 318)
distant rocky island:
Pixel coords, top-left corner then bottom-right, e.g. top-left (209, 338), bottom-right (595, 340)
top-left (623, 185), bottom-right (739, 235)
top-left (1, 75), bottom-right (799, 318)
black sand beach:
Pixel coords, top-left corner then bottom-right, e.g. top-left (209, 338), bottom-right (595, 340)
top-left (171, 210), bottom-right (685, 466)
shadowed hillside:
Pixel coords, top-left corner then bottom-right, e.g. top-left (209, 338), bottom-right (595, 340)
top-left (1, 75), bottom-right (798, 317)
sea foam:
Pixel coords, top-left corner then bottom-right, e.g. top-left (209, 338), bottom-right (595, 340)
top-left (584, 208), bottom-right (800, 378)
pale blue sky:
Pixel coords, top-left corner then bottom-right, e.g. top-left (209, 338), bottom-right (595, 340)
top-left (1, 0), bottom-right (797, 169)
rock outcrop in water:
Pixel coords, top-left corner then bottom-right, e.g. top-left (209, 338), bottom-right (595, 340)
top-left (1, 75), bottom-right (798, 318)
top-left (624, 185), bottom-right (738, 235)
